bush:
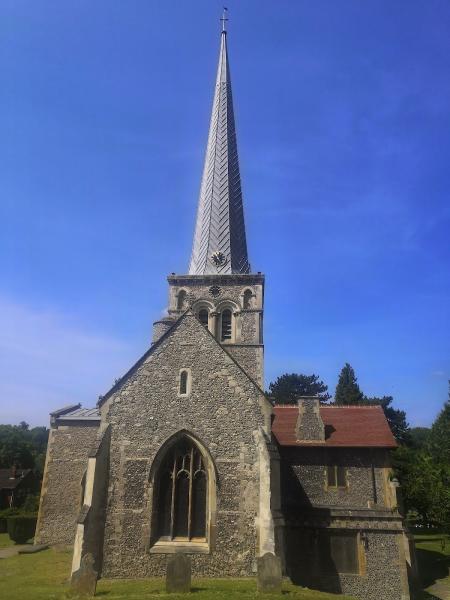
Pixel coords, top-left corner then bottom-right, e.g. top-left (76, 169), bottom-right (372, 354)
top-left (0, 507), bottom-right (19, 533)
top-left (7, 515), bottom-right (37, 544)
top-left (22, 494), bottom-right (40, 513)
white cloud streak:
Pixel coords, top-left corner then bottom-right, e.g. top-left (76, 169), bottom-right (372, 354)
top-left (0, 296), bottom-right (137, 426)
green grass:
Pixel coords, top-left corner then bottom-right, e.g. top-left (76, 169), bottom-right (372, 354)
top-left (0, 533), bottom-right (14, 548)
top-left (0, 545), bottom-right (355, 600)
top-left (414, 532), bottom-right (450, 598)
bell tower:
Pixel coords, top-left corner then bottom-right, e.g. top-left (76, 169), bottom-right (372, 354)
top-left (153, 18), bottom-right (264, 386)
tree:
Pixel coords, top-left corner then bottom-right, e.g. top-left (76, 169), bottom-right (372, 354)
top-left (392, 447), bottom-right (441, 525)
top-left (268, 373), bottom-right (331, 405)
top-left (409, 427), bottom-right (431, 450)
top-left (0, 424), bottom-right (49, 478)
top-left (364, 396), bottom-right (411, 445)
top-left (428, 389), bottom-right (450, 464)
top-left (334, 363), bottom-right (364, 405)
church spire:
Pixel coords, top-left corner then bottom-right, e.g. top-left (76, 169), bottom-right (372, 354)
top-left (188, 14), bottom-right (251, 275)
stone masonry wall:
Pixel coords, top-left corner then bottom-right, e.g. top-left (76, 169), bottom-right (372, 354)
top-left (225, 344), bottom-right (263, 387)
top-left (285, 527), bottom-right (406, 600)
top-left (35, 423), bottom-right (99, 545)
top-left (99, 313), bottom-right (272, 578)
top-left (280, 447), bottom-right (389, 510)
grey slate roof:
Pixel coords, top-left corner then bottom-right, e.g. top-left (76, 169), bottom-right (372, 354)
top-left (189, 30), bottom-right (250, 275)
top-left (51, 404), bottom-right (100, 424)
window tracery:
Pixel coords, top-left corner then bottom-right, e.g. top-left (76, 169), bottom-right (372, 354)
top-left (155, 440), bottom-right (207, 541)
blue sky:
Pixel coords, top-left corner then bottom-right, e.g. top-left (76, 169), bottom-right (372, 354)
top-left (1, 1), bottom-right (449, 427)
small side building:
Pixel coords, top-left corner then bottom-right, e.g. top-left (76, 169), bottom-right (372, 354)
top-left (272, 398), bottom-right (412, 600)
top-left (0, 467), bottom-right (38, 510)
top-left (35, 404), bottom-right (100, 546)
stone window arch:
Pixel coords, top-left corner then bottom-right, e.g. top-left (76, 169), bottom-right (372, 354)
top-left (177, 290), bottom-right (188, 310)
top-left (150, 434), bottom-right (215, 549)
top-left (215, 300), bottom-right (239, 343)
top-left (243, 289), bottom-right (253, 309)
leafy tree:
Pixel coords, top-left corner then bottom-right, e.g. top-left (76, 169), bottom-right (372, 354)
top-left (0, 424), bottom-right (49, 478)
top-left (268, 373), bottom-right (331, 405)
top-left (409, 427), bottom-right (431, 450)
top-left (428, 390), bottom-right (450, 464)
top-left (392, 447), bottom-right (442, 525)
top-left (334, 363), bottom-right (364, 405)
top-left (393, 387), bottom-right (450, 532)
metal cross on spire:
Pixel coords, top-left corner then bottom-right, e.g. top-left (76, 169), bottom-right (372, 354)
top-left (220, 7), bottom-right (228, 33)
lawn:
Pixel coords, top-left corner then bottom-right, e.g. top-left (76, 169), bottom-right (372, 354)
top-left (4, 532), bottom-right (448, 599)
top-left (0, 537), bottom-right (355, 600)
top-left (414, 532), bottom-right (450, 598)
top-left (0, 533), bottom-right (14, 548)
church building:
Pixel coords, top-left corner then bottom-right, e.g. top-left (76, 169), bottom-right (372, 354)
top-left (35, 22), bottom-right (414, 600)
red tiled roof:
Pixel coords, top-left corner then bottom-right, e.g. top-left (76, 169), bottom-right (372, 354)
top-left (272, 405), bottom-right (397, 448)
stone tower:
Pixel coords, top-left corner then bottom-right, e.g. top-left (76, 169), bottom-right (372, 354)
top-left (153, 25), bottom-right (264, 386)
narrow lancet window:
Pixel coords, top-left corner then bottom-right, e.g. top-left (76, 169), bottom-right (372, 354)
top-left (221, 309), bottom-right (232, 341)
top-left (177, 290), bottom-right (187, 310)
top-left (243, 289), bottom-right (252, 309)
top-left (179, 370), bottom-right (189, 395)
top-left (198, 309), bottom-right (209, 328)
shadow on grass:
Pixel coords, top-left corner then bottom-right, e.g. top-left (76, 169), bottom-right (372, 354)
top-left (419, 593), bottom-right (440, 600)
top-left (416, 547), bottom-right (450, 589)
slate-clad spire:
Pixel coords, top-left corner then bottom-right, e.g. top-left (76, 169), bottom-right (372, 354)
top-left (188, 23), bottom-right (250, 275)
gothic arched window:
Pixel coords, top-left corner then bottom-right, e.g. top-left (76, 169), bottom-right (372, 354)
top-left (243, 289), bottom-right (253, 309)
top-left (198, 309), bottom-right (209, 329)
top-left (177, 290), bottom-right (187, 310)
top-left (221, 309), bottom-right (232, 341)
top-left (155, 439), bottom-right (207, 541)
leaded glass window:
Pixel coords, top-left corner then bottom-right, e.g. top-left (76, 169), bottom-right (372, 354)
top-left (155, 440), bottom-right (207, 541)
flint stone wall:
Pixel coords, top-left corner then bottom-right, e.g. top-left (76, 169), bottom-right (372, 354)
top-left (280, 447), bottom-right (388, 509)
top-left (99, 313), bottom-right (272, 578)
top-left (225, 344), bottom-right (263, 387)
top-left (35, 423), bottom-right (99, 545)
top-left (285, 527), bottom-right (406, 600)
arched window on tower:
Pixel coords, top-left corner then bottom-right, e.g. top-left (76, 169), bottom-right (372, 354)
top-left (177, 290), bottom-right (187, 310)
top-left (221, 309), bottom-right (232, 341)
top-left (198, 309), bottom-right (209, 329)
top-left (154, 439), bottom-right (207, 541)
top-left (243, 289), bottom-right (253, 309)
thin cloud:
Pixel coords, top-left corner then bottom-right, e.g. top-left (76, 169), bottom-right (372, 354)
top-left (0, 296), bottom-right (136, 426)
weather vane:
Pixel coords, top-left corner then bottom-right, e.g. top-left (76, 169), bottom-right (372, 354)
top-left (220, 7), bottom-right (228, 33)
